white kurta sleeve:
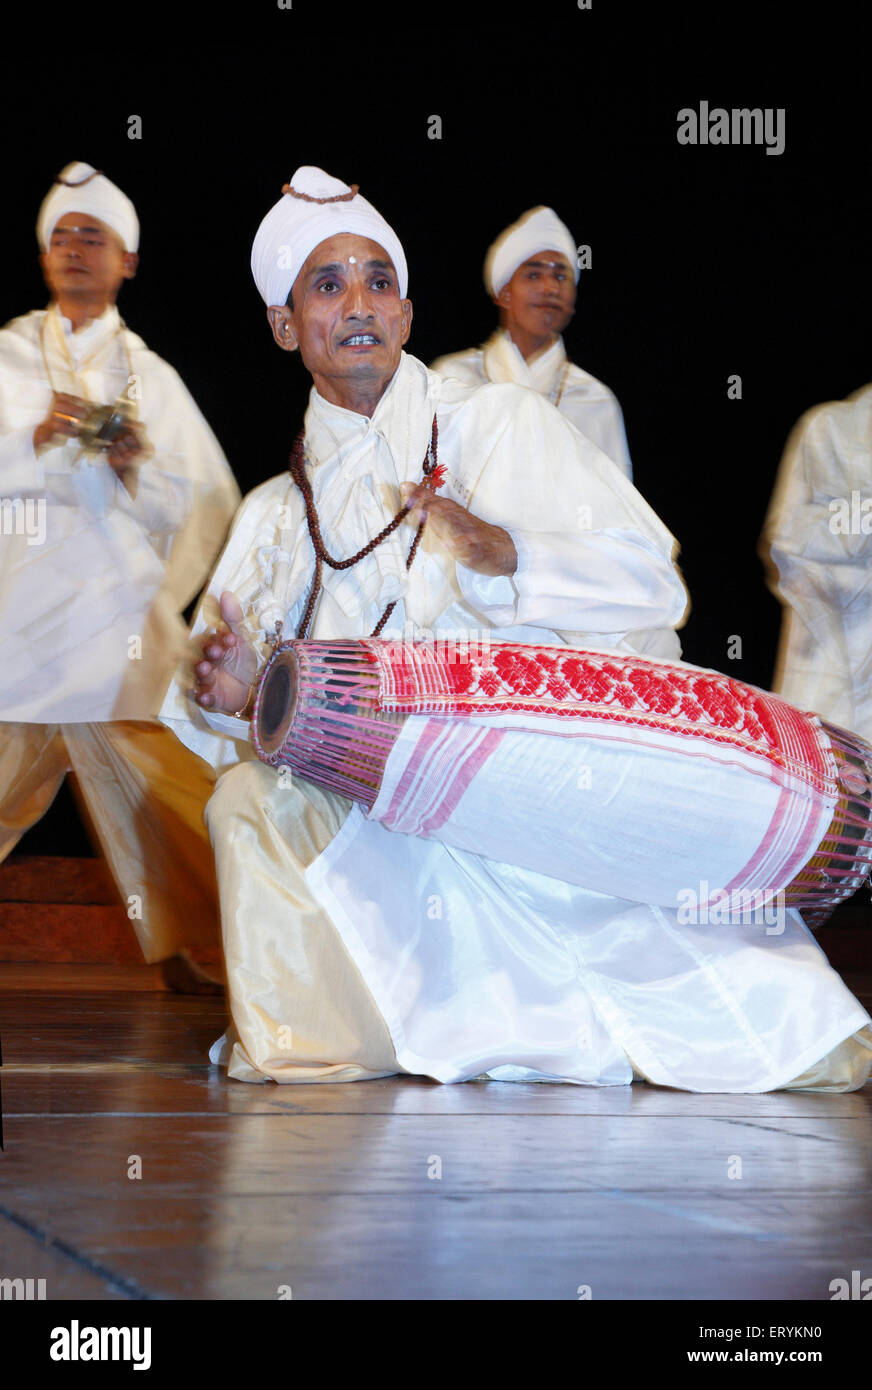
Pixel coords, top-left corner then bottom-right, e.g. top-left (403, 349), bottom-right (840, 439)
top-left (132, 361), bottom-right (240, 613)
top-left (762, 395), bottom-right (872, 729)
top-left (0, 426), bottom-right (44, 494)
top-left (112, 457), bottom-right (193, 535)
top-left (767, 408), bottom-right (872, 578)
top-left (0, 433), bottom-right (184, 521)
top-left (603, 397), bottom-right (633, 482)
top-left (561, 386), bottom-right (634, 482)
top-left (158, 479), bottom-right (286, 771)
top-left (0, 437), bottom-right (113, 510)
top-left (764, 402), bottom-right (872, 677)
top-left (456, 525), bottom-right (686, 632)
top-left (429, 349), bottom-right (487, 390)
top-left (450, 385), bottom-right (687, 638)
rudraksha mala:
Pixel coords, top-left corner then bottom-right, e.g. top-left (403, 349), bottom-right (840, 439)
top-left (289, 415), bottom-right (442, 639)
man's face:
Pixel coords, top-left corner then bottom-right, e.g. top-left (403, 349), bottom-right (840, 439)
top-left (497, 249), bottom-right (576, 341)
top-left (40, 212), bottom-right (136, 303)
top-left (268, 234), bottom-right (412, 395)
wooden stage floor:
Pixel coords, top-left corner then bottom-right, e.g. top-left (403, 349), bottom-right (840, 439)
top-left (2, 966), bottom-right (872, 1304)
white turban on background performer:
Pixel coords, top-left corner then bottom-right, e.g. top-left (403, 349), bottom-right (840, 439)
top-left (251, 165), bottom-right (408, 307)
top-left (485, 206), bottom-right (579, 297)
top-left (37, 161), bottom-right (140, 253)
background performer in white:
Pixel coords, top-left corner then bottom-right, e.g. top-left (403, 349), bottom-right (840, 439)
top-left (762, 383), bottom-right (872, 744)
top-left (431, 205), bottom-right (634, 479)
top-left (0, 161), bottom-right (240, 981)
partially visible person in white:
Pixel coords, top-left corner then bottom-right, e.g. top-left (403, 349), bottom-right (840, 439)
top-left (431, 205), bottom-right (633, 480)
top-left (0, 161), bottom-right (241, 986)
top-left (762, 383), bottom-right (872, 743)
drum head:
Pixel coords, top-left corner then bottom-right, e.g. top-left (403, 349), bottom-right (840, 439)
top-left (253, 648), bottom-right (299, 757)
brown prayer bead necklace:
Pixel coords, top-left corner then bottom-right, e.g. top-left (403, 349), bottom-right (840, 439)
top-left (288, 415), bottom-right (442, 640)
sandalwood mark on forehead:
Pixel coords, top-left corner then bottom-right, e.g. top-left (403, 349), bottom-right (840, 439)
top-left (304, 258), bottom-right (393, 284)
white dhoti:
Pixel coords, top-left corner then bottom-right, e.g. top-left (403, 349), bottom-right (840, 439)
top-left (206, 762), bottom-right (872, 1092)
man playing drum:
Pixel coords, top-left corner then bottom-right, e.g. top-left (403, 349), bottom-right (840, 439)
top-left (164, 165), bottom-right (872, 1091)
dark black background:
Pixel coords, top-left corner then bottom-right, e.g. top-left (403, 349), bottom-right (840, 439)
top-left (5, 1), bottom-right (870, 851)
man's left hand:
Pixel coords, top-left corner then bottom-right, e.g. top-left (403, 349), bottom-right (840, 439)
top-left (107, 421), bottom-right (151, 476)
top-left (400, 483), bottom-right (517, 577)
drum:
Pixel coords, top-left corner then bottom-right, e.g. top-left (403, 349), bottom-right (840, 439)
top-left (252, 639), bottom-right (405, 805)
top-left (782, 722), bottom-right (872, 926)
top-left (251, 638), bottom-right (872, 928)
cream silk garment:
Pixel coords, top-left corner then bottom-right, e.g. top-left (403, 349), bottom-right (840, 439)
top-left (762, 384), bottom-right (872, 743)
top-left (432, 331), bottom-right (634, 481)
top-left (162, 354), bottom-right (871, 1091)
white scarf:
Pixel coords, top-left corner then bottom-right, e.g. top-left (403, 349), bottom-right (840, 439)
top-left (250, 353), bottom-right (454, 640)
top-left (39, 303), bottom-right (134, 518)
top-left (482, 329), bottom-right (568, 400)
top-left (42, 301), bottom-right (130, 399)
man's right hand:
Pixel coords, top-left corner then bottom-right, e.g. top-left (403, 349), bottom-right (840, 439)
top-left (33, 393), bottom-right (90, 454)
top-left (193, 591), bottom-right (261, 716)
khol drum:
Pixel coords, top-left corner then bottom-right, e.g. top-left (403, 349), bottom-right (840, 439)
top-left (251, 638), bottom-right (872, 928)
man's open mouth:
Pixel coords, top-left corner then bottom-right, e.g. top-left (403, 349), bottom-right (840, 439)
top-left (340, 334), bottom-right (380, 346)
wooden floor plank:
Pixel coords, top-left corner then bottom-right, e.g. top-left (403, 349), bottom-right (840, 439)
top-left (0, 964), bottom-right (170, 991)
top-left (0, 992), bottom-right (228, 1066)
top-left (1, 1189), bottom-right (870, 1301)
top-left (0, 1214), bottom-right (129, 1301)
top-left (2, 1066), bottom-right (870, 1119)
top-left (2, 971), bottom-right (871, 1302)
top-left (3, 1113), bottom-right (872, 1201)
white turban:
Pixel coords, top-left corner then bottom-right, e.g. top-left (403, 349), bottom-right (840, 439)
top-left (485, 206), bottom-right (579, 297)
top-left (37, 162), bottom-right (139, 252)
top-left (251, 165), bottom-right (408, 307)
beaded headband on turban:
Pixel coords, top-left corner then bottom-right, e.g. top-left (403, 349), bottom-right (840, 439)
top-left (37, 161), bottom-right (140, 252)
top-left (485, 206), bottom-right (579, 297)
top-left (251, 165), bottom-right (408, 306)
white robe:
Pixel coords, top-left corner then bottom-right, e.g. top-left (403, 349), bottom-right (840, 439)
top-left (431, 330), bottom-right (634, 480)
top-left (162, 353), bottom-right (870, 1092)
top-left (0, 305), bottom-right (240, 722)
top-left (763, 384), bottom-right (872, 743)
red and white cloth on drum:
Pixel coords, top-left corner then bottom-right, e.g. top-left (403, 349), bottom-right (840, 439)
top-left (253, 637), bottom-right (872, 928)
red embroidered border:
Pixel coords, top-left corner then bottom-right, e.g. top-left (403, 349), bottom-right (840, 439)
top-left (369, 641), bottom-right (834, 795)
